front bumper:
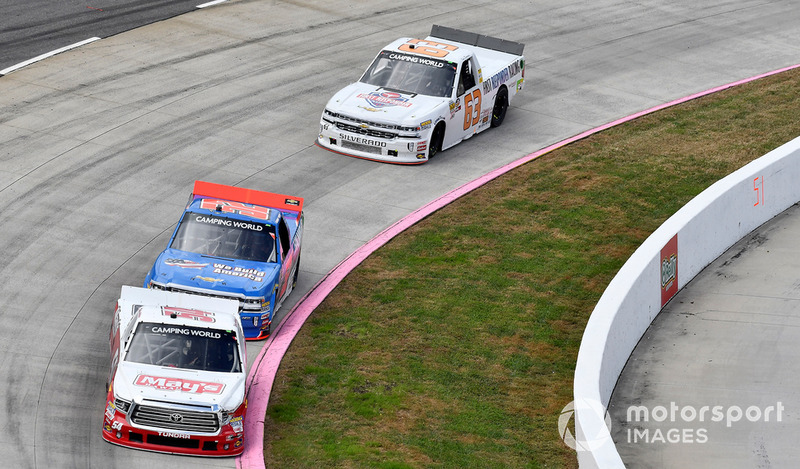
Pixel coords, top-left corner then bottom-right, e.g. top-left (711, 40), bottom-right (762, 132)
top-left (240, 309), bottom-right (271, 340)
top-left (318, 120), bottom-right (430, 164)
top-left (102, 399), bottom-right (245, 457)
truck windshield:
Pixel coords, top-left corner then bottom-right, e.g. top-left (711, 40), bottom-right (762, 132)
top-left (170, 212), bottom-right (276, 262)
top-left (360, 50), bottom-right (456, 98)
top-left (126, 322), bottom-right (242, 373)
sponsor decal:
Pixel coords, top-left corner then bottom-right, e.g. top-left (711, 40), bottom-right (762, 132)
top-left (483, 61), bottom-right (523, 94)
top-left (212, 263), bottom-right (266, 282)
top-left (230, 416), bottom-right (244, 433)
top-left (134, 375), bottom-right (225, 395)
top-left (195, 276), bottom-right (224, 283)
top-left (162, 307), bottom-right (216, 323)
top-left (449, 98), bottom-right (461, 117)
top-left (199, 199), bottom-right (271, 221)
top-left (158, 431), bottom-right (191, 440)
top-left (192, 215), bottom-right (265, 231)
top-left (358, 91), bottom-right (412, 109)
top-left (105, 401), bottom-right (116, 420)
top-left (339, 133), bottom-right (387, 148)
top-left (660, 234), bottom-right (678, 306)
top-left (150, 325), bottom-right (222, 339)
top-left (388, 51), bottom-right (448, 67)
top-left (165, 259), bottom-right (208, 269)
top-left (419, 119), bottom-right (432, 129)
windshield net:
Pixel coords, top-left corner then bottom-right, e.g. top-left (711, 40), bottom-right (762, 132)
top-left (360, 51), bottom-right (456, 98)
top-left (170, 212), bottom-right (276, 262)
top-left (126, 322), bottom-right (242, 373)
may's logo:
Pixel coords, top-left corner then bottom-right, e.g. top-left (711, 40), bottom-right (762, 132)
top-left (661, 254), bottom-right (677, 290)
top-left (134, 375), bottom-right (224, 395)
top-left (358, 91), bottom-right (412, 108)
top-left (660, 234), bottom-right (679, 307)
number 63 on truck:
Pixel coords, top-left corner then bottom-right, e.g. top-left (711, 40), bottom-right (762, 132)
top-left (317, 25), bottom-right (525, 164)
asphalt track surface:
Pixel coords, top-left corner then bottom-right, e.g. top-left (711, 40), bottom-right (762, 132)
top-left (0, 0), bottom-right (204, 73)
top-left (1, 1), bottom-right (799, 468)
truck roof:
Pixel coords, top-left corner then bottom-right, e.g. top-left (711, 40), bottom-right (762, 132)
top-left (382, 37), bottom-right (473, 64)
top-left (380, 25), bottom-right (524, 73)
top-left (119, 286), bottom-right (242, 333)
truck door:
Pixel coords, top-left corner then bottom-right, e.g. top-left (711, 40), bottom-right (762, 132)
top-left (108, 305), bottom-right (122, 387)
top-left (447, 57), bottom-right (482, 149)
top-left (276, 218), bottom-right (292, 300)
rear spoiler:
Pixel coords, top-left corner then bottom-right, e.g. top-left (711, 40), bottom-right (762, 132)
top-left (191, 180), bottom-right (304, 214)
top-left (430, 25), bottom-right (524, 56)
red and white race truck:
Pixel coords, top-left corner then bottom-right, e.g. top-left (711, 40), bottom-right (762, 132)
top-left (102, 286), bottom-right (247, 456)
top-left (317, 24), bottom-right (525, 164)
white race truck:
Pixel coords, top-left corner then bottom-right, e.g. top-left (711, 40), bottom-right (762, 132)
top-left (317, 25), bottom-right (525, 164)
top-left (102, 286), bottom-right (247, 456)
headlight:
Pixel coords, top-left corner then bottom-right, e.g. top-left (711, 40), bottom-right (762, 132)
top-left (220, 409), bottom-right (232, 426)
top-left (114, 397), bottom-right (132, 414)
top-left (243, 297), bottom-right (264, 306)
top-left (148, 281), bottom-right (166, 290)
top-left (243, 297), bottom-right (265, 312)
top-left (221, 409), bottom-right (244, 433)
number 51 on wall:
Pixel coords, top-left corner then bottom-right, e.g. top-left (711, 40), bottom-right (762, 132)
top-left (753, 176), bottom-right (764, 206)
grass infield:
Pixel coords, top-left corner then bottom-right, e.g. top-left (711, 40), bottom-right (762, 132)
top-left (264, 67), bottom-right (800, 468)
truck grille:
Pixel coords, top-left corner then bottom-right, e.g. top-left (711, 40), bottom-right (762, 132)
top-left (337, 121), bottom-right (396, 139)
top-left (131, 404), bottom-right (220, 433)
top-left (341, 140), bottom-right (383, 155)
top-left (323, 110), bottom-right (419, 139)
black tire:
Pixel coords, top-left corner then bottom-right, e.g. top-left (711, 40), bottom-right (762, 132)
top-left (491, 87), bottom-right (508, 128)
top-left (429, 124), bottom-right (445, 159)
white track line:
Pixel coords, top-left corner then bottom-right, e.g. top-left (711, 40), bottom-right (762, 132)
top-left (197, 0), bottom-right (227, 8)
top-left (0, 37), bottom-right (101, 76)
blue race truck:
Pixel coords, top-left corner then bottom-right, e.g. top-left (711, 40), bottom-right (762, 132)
top-left (144, 181), bottom-right (303, 340)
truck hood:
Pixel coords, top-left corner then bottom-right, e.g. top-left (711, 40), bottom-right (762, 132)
top-left (326, 81), bottom-right (447, 126)
top-left (150, 249), bottom-right (278, 297)
top-left (113, 361), bottom-right (245, 410)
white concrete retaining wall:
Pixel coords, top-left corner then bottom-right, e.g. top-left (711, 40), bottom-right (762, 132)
top-left (573, 136), bottom-right (800, 468)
